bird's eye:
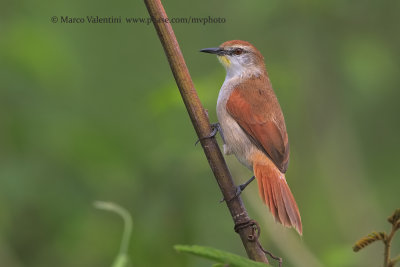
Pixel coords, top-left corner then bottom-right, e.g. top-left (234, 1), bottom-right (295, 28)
top-left (233, 48), bottom-right (243, 55)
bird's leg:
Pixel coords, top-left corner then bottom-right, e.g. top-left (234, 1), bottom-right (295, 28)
top-left (195, 122), bottom-right (223, 145)
top-left (214, 122), bottom-right (225, 143)
top-left (238, 175), bottom-right (256, 193)
top-left (220, 176), bottom-right (256, 203)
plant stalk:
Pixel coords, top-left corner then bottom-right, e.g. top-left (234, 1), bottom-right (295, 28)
top-left (143, 0), bottom-right (269, 263)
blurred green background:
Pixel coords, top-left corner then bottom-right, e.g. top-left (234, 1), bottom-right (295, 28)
top-left (1, 0), bottom-right (399, 266)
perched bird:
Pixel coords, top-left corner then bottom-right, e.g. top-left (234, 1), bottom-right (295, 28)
top-left (200, 40), bottom-right (302, 234)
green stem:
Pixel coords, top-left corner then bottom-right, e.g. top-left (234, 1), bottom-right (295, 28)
top-left (389, 254), bottom-right (400, 267)
top-left (94, 201), bottom-right (133, 255)
top-left (385, 223), bottom-right (399, 267)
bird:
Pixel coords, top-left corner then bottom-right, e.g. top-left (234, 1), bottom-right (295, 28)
top-left (200, 40), bottom-right (302, 235)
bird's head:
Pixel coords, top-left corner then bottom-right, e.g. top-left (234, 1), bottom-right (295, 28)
top-left (200, 40), bottom-right (265, 78)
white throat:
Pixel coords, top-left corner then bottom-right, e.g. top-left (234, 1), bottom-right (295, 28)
top-left (225, 65), bottom-right (262, 82)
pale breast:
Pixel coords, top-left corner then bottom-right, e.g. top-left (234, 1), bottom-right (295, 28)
top-left (216, 78), bottom-right (258, 170)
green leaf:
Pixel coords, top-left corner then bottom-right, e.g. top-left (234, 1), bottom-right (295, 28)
top-left (174, 245), bottom-right (269, 267)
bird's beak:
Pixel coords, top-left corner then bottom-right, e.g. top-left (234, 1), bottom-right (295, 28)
top-left (200, 47), bottom-right (226, 56)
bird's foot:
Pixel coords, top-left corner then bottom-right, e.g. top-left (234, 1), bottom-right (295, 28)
top-left (220, 176), bottom-right (255, 203)
top-left (195, 122), bottom-right (221, 145)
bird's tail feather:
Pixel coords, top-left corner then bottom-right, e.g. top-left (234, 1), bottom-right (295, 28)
top-left (254, 162), bottom-right (302, 235)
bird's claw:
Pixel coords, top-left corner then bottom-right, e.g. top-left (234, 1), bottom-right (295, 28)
top-left (220, 186), bottom-right (242, 203)
top-left (195, 123), bottom-right (221, 146)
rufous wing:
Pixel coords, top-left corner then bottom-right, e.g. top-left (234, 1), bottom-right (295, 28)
top-left (226, 79), bottom-right (289, 173)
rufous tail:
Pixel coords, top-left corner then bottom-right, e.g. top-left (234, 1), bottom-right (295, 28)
top-left (254, 162), bottom-right (302, 235)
